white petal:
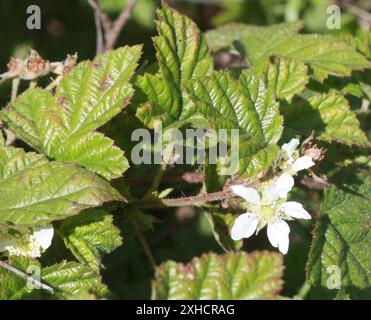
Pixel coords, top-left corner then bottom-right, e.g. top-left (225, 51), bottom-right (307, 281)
top-left (267, 220), bottom-right (290, 255)
top-left (281, 201), bottom-right (311, 220)
top-left (265, 173), bottom-right (294, 201)
top-left (231, 185), bottom-right (260, 205)
top-left (33, 225), bottom-right (54, 250)
top-left (292, 156), bottom-right (315, 173)
top-left (281, 139), bottom-right (299, 157)
top-left (231, 213), bottom-right (259, 241)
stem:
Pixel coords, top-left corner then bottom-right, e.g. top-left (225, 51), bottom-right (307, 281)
top-left (0, 259), bottom-right (54, 293)
top-left (144, 162), bottom-right (167, 198)
top-left (337, 1), bottom-right (371, 24)
top-left (45, 75), bottom-right (62, 91)
top-left (130, 219), bottom-right (156, 271)
top-left (132, 190), bottom-right (235, 209)
top-left (294, 281), bottom-right (311, 300)
top-left (29, 80), bottom-right (37, 89)
top-left (103, 0), bottom-right (137, 51)
top-left (11, 77), bottom-right (20, 102)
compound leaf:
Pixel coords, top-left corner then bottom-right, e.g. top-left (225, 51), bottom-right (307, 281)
top-left (186, 71), bottom-right (283, 178)
top-left (152, 251), bottom-right (284, 299)
top-left (307, 179), bottom-right (371, 299)
top-left (137, 3), bottom-right (213, 128)
top-left (206, 23), bottom-right (371, 81)
top-left (283, 94), bottom-right (369, 147)
top-left (2, 46), bottom-right (142, 180)
top-left (263, 58), bottom-right (309, 101)
top-left (0, 146), bottom-right (122, 226)
top-left (60, 209), bottom-right (122, 271)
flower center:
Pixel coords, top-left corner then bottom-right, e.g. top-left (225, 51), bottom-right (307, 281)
top-left (260, 205), bottom-right (274, 220)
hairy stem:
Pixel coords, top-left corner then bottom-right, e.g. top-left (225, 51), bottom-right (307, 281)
top-left (132, 189), bottom-right (235, 208)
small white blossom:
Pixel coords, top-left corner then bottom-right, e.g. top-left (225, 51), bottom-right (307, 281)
top-left (278, 138), bottom-right (315, 175)
top-left (0, 225), bottom-right (54, 258)
top-left (230, 183), bottom-right (311, 254)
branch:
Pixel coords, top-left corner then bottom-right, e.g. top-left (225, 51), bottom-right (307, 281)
top-left (337, 0), bottom-right (371, 24)
top-left (104, 0), bottom-right (137, 51)
top-left (0, 259), bottom-right (54, 293)
top-left (131, 190), bottom-right (235, 208)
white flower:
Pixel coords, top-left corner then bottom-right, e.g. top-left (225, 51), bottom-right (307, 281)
top-left (0, 225), bottom-right (54, 258)
top-left (279, 138), bottom-right (315, 175)
top-left (230, 184), bottom-right (311, 254)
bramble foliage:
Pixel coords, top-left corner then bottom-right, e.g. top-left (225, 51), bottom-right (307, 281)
top-left (0, 2), bottom-right (370, 300)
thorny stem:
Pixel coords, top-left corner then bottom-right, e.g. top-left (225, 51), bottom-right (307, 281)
top-left (131, 190), bottom-right (235, 209)
top-left (0, 259), bottom-right (54, 293)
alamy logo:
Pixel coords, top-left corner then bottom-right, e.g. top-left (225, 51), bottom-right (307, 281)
top-left (26, 5), bottom-right (41, 30)
top-left (327, 5), bottom-right (341, 29)
top-left (131, 121), bottom-right (240, 175)
top-left (326, 265), bottom-right (342, 290)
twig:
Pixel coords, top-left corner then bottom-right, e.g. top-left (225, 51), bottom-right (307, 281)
top-left (103, 0), bottom-right (137, 51)
top-left (337, 1), bottom-right (371, 23)
top-left (88, 0), bottom-right (137, 52)
top-left (0, 259), bottom-right (54, 293)
top-left (131, 190), bottom-right (235, 209)
top-left (95, 6), bottom-right (104, 53)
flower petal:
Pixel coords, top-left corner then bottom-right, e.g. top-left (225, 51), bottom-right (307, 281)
top-left (231, 185), bottom-right (260, 205)
top-left (267, 219), bottom-right (290, 254)
top-left (281, 201), bottom-right (311, 220)
top-left (292, 156), bottom-right (315, 173)
top-left (265, 173), bottom-right (294, 201)
top-left (231, 213), bottom-right (259, 241)
top-left (281, 138), bottom-right (299, 157)
top-left (33, 225), bottom-right (54, 250)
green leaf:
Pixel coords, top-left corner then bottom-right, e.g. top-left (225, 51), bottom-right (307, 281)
top-left (152, 251), bottom-right (284, 299)
top-left (60, 209), bottom-right (122, 271)
top-left (0, 257), bottom-right (37, 299)
top-left (136, 3), bottom-right (213, 129)
top-left (0, 257), bottom-right (107, 299)
top-left (206, 23), bottom-right (371, 81)
top-left (306, 179), bottom-right (371, 299)
top-left (1, 46), bottom-right (142, 180)
top-left (263, 58), bottom-right (309, 101)
top-left (186, 71), bottom-right (283, 178)
top-left (42, 261), bottom-right (107, 296)
top-left (0, 146), bottom-right (122, 226)
top-left (283, 94), bottom-right (369, 147)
